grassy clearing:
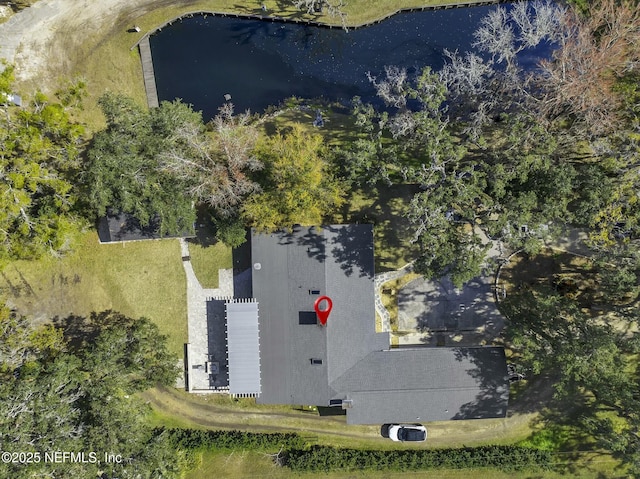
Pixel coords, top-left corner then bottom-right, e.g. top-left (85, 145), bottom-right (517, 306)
top-left (142, 385), bottom-right (536, 451)
top-left (500, 248), bottom-right (597, 302)
top-left (261, 103), bottom-right (363, 147)
top-left (500, 248), bottom-right (640, 322)
top-left (0, 231), bottom-right (187, 357)
top-left (187, 240), bottom-right (233, 289)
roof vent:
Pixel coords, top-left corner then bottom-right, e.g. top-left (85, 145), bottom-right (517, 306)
top-left (253, 263), bottom-right (262, 270)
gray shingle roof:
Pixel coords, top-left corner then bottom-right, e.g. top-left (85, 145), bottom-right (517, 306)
top-left (332, 347), bottom-right (509, 424)
top-left (251, 225), bottom-right (509, 424)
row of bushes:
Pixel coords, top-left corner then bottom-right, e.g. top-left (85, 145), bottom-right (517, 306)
top-left (163, 428), bottom-right (555, 473)
top-left (281, 445), bottom-right (555, 472)
top-left (163, 427), bottom-right (306, 451)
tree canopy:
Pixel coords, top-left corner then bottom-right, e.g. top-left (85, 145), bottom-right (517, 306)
top-left (83, 93), bottom-right (197, 236)
top-left (0, 305), bottom-right (184, 479)
top-left (0, 69), bottom-right (86, 266)
top-left (241, 124), bottom-right (345, 231)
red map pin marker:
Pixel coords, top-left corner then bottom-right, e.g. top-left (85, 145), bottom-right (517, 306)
top-left (314, 295), bottom-right (333, 326)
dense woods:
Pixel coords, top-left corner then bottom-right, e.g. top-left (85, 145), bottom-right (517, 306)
top-left (0, 307), bottom-right (183, 478)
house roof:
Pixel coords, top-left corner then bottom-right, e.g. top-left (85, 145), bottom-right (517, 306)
top-left (333, 347), bottom-right (509, 424)
top-left (226, 299), bottom-right (261, 395)
top-left (252, 225), bottom-right (388, 406)
top-left (251, 225), bottom-right (509, 424)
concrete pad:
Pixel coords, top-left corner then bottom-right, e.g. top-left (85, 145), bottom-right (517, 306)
top-left (397, 274), bottom-right (503, 345)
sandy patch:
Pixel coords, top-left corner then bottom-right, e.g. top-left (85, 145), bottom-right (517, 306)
top-left (0, 5), bottom-right (12, 18)
top-left (0, 0), bottom-right (159, 82)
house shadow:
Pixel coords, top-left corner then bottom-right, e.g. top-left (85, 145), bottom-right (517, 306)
top-left (451, 347), bottom-right (509, 420)
top-left (326, 224), bottom-right (374, 278)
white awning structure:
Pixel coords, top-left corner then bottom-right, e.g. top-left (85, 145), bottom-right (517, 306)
top-left (225, 299), bottom-right (261, 396)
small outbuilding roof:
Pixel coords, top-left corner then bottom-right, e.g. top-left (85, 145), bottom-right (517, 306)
top-left (1, 92), bottom-right (22, 107)
top-left (97, 211), bottom-right (194, 243)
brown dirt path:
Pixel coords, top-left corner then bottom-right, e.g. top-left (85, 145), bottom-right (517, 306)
top-left (143, 386), bottom-right (537, 448)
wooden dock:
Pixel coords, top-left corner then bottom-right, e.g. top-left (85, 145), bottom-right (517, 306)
top-left (138, 36), bottom-right (159, 108)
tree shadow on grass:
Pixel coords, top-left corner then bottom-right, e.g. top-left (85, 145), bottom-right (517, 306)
top-left (52, 310), bottom-right (135, 352)
top-left (187, 205), bottom-right (219, 247)
top-left (517, 391), bottom-right (619, 477)
top-left (330, 184), bottom-right (420, 273)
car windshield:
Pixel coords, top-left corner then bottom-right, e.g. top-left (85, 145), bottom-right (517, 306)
top-left (401, 428), bottom-right (425, 441)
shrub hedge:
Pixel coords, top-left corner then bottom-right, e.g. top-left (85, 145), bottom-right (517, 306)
top-left (163, 428), bottom-right (554, 473)
top-left (281, 445), bottom-right (555, 472)
top-left (164, 428), bottom-right (306, 451)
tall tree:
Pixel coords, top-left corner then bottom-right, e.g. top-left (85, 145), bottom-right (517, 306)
top-left (242, 124), bottom-right (344, 230)
top-left (537, 0), bottom-right (640, 136)
top-left (0, 71), bottom-right (86, 266)
top-left (0, 305), bottom-right (184, 479)
top-left (160, 102), bottom-right (262, 219)
top-left (503, 284), bottom-right (640, 471)
top-left (360, 66), bottom-right (493, 285)
top-left (83, 93), bottom-right (197, 236)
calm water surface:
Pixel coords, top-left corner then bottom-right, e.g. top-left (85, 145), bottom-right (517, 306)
top-left (150, 5), bottom-right (547, 118)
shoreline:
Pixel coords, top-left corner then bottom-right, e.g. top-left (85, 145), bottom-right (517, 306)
top-left (131, 0), bottom-right (509, 50)
top-left (0, 0), bottom-right (507, 126)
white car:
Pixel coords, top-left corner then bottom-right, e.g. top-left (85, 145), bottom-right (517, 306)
top-left (385, 424), bottom-right (427, 442)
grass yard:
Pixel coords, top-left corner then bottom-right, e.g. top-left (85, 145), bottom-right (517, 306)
top-left (499, 247), bottom-right (640, 320)
top-left (0, 231), bottom-right (187, 357)
top-left (261, 102), bottom-right (363, 148)
top-left (329, 186), bottom-right (421, 273)
top-left (187, 240), bottom-right (233, 289)
top-left (142, 385), bottom-right (536, 451)
top-left (500, 249), bottom-right (597, 301)
top-left (144, 381), bottom-right (624, 479)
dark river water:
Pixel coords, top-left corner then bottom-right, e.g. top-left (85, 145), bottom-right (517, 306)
top-left (150, 5), bottom-right (547, 119)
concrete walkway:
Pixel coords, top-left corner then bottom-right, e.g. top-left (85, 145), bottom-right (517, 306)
top-left (180, 239), bottom-right (233, 392)
top-left (374, 262), bottom-right (414, 332)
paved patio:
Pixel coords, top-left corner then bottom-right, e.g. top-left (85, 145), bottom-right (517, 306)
top-left (180, 239), bottom-right (234, 392)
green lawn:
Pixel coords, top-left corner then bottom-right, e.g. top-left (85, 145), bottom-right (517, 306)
top-left (188, 240), bottom-right (233, 289)
top-left (329, 186), bottom-right (421, 272)
top-left (0, 231), bottom-right (187, 356)
top-left (141, 385), bottom-right (536, 451)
